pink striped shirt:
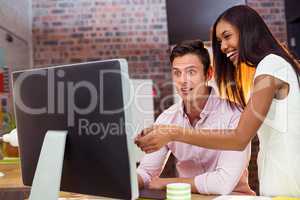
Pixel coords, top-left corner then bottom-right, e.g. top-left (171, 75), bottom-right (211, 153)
top-left (137, 89), bottom-right (255, 195)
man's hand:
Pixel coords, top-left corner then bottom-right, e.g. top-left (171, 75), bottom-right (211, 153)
top-left (134, 125), bottom-right (180, 153)
top-left (138, 175), bottom-right (144, 189)
top-left (149, 177), bottom-right (197, 193)
top-left (148, 177), bottom-right (168, 190)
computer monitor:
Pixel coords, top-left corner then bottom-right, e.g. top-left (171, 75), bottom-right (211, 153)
top-left (12, 59), bottom-right (139, 199)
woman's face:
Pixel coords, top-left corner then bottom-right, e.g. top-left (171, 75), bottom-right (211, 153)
top-left (216, 19), bottom-right (240, 66)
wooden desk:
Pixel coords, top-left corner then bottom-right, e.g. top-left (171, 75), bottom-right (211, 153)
top-left (0, 163), bottom-right (30, 200)
top-left (0, 163), bottom-right (216, 200)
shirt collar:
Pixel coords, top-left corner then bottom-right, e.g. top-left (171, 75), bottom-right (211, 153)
top-left (178, 87), bottom-right (220, 120)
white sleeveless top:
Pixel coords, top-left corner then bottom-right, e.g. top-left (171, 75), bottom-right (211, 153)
top-left (254, 54), bottom-right (300, 197)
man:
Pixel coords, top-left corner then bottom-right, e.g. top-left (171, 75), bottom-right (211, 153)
top-left (136, 40), bottom-right (255, 195)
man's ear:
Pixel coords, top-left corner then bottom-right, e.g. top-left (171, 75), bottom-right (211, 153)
top-left (206, 66), bottom-right (214, 81)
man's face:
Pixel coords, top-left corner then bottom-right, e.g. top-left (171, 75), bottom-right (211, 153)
top-left (172, 53), bottom-right (208, 103)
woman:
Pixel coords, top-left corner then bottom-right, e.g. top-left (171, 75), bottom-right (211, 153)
top-left (135, 5), bottom-right (300, 197)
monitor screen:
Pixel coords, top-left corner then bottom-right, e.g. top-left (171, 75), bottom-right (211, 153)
top-left (12, 59), bottom-right (139, 199)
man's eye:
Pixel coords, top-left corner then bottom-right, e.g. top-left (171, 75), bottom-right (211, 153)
top-left (188, 70), bottom-right (196, 75)
top-left (173, 71), bottom-right (181, 76)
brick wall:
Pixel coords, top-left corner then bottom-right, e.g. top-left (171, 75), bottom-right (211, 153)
top-left (31, 0), bottom-right (288, 194)
top-left (32, 0), bottom-right (172, 116)
top-left (247, 0), bottom-right (287, 42)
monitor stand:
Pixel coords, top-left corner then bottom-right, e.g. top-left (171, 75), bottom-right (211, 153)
top-left (29, 130), bottom-right (68, 200)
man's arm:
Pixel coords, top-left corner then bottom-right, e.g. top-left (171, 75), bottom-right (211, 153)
top-left (138, 174), bottom-right (145, 189)
top-left (147, 177), bottom-right (198, 193)
top-left (147, 137), bottom-right (252, 194)
top-left (191, 103), bottom-right (252, 195)
top-left (137, 146), bottom-right (169, 189)
top-left (194, 144), bottom-right (252, 195)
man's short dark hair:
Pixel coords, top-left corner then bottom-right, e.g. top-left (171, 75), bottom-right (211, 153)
top-left (170, 40), bottom-right (211, 74)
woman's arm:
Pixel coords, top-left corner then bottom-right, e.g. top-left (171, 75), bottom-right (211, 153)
top-left (136, 75), bottom-right (280, 152)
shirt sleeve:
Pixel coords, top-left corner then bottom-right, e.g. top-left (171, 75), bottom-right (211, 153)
top-left (228, 106), bottom-right (242, 129)
top-left (194, 106), bottom-right (251, 195)
top-left (254, 54), bottom-right (293, 84)
top-left (136, 112), bottom-right (171, 186)
top-left (194, 144), bottom-right (251, 195)
top-left (136, 146), bottom-right (169, 186)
